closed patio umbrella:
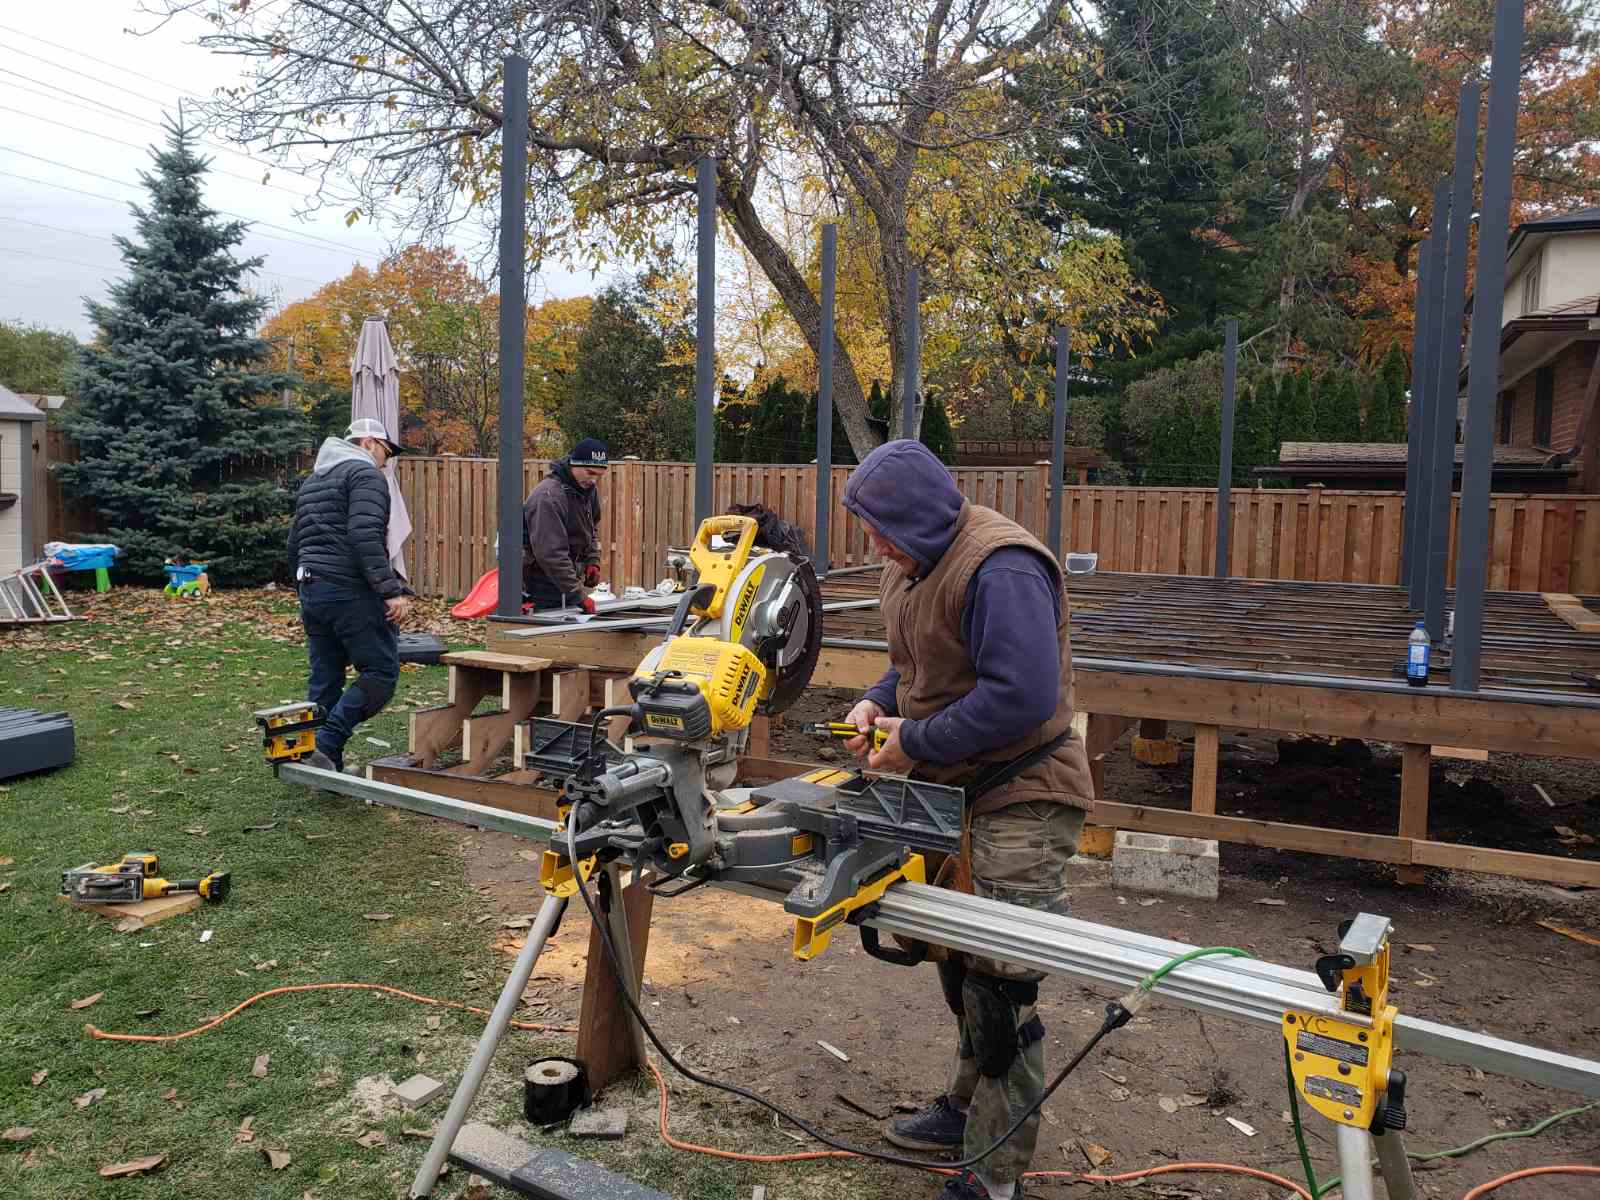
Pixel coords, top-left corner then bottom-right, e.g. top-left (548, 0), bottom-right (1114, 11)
top-left (350, 316), bottom-right (413, 578)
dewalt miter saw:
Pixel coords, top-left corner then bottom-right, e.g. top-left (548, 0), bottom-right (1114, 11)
top-left (537, 514), bottom-right (963, 958)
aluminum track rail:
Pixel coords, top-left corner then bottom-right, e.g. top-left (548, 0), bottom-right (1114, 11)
top-left (282, 762), bottom-right (1600, 1099)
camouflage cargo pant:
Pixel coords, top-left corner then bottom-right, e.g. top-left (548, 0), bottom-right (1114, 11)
top-left (945, 801), bottom-right (1083, 1187)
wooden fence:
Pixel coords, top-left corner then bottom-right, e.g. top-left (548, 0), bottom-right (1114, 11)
top-left (394, 457), bottom-right (1600, 599)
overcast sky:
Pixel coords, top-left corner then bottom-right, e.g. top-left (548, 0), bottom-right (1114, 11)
top-left (0, 2), bottom-right (605, 339)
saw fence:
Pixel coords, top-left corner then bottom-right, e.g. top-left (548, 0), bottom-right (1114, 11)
top-left (481, 569), bottom-right (1600, 889)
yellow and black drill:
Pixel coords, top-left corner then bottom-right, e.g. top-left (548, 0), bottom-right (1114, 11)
top-left (60, 851), bottom-right (231, 905)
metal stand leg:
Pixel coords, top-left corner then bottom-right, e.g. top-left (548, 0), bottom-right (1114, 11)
top-left (410, 892), bottom-right (568, 1198)
top-left (1374, 1130), bottom-right (1415, 1200)
top-left (1335, 1123), bottom-right (1377, 1200)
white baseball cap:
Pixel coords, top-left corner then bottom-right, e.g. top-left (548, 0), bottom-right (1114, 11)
top-left (345, 418), bottom-right (404, 454)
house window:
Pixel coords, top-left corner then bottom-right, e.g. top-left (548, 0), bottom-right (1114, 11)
top-left (1534, 366), bottom-right (1554, 446)
top-left (1521, 252), bottom-right (1542, 314)
top-left (1499, 391), bottom-right (1513, 444)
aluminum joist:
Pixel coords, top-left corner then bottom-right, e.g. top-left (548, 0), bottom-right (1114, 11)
top-left (280, 763), bottom-right (1600, 1100)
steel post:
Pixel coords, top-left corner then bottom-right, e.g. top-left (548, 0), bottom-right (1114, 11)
top-left (1215, 319), bottom-right (1239, 578)
top-left (494, 55), bottom-right (528, 618)
top-left (902, 265), bottom-right (919, 440)
top-left (1423, 84), bottom-right (1483, 644)
top-left (1454, 0), bottom-right (1526, 693)
top-left (694, 157), bottom-right (716, 526)
top-left (815, 224), bottom-right (837, 573)
top-left (1335, 1125), bottom-right (1377, 1200)
top-left (1410, 184), bottom-right (1450, 613)
top-left (410, 892), bottom-right (566, 1197)
top-left (1400, 236), bottom-right (1432, 594)
top-left (1048, 325), bottom-right (1071, 558)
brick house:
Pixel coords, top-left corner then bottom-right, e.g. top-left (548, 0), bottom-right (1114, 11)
top-left (1469, 206), bottom-right (1600, 492)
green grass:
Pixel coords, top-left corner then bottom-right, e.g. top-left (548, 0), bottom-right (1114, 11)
top-left (0, 588), bottom-right (488, 1198)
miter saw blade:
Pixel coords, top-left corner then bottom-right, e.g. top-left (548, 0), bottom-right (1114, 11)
top-left (759, 556), bottom-right (824, 716)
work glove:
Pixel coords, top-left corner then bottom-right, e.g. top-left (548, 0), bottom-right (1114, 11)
top-left (578, 595), bottom-right (597, 615)
top-left (584, 563), bottom-right (601, 588)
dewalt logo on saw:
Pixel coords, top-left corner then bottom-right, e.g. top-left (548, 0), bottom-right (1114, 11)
top-left (728, 563), bottom-right (765, 641)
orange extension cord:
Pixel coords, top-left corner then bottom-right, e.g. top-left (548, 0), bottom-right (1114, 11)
top-left (89, 980), bottom-right (1324, 1198)
top-left (1462, 1166), bottom-right (1600, 1198)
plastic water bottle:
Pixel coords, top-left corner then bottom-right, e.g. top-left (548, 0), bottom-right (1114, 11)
top-left (1406, 620), bottom-right (1430, 687)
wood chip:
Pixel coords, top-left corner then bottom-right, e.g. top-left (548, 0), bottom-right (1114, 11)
top-left (98, 1153), bottom-right (166, 1178)
top-left (2, 1127), bottom-right (34, 1142)
top-left (425, 1016), bottom-right (441, 1030)
top-left (355, 1130), bottom-right (388, 1149)
top-left (1226, 1117), bottom-right (1257, 1136)
top-left (1255, 898), bottom-right (1287, 906)
top-left (254, 960), bottom-right (278, 972)
top-left (1404, 943), bottom-right (1437, 953)
top-left (251, 1053), bottom-right (270, 1079)
top-left (1079, 1140), bottom-right (1113, 1168)
top-left (30, 1070), bottom-right (47, 1086)
top-left (74, 1087), bottom-right (107, 1109)
top-left (1177, 1093), bottom-right (1207, 1107)
top-left (70, 992), bottom-right (104, 1010)
top-left (1158, 1097), bottom-right (1179, 1114)
top-left (1533, 783), bottom-right (1555, 807)
top-left (1108, 1086), bottom-right (1130, 1102)
top-left (816, 1040), bottom-right (850, 1062)
top-left (364, 913), bottom-right (394, 921)
top-left (401, 1125), bottom-right (437, 1139)
top-left (114, 917), bottom-right (143, 934)
top-left (261, 1148), bottom-right (291, 1170)
top-left (113, 701), bottom-right (135, 710)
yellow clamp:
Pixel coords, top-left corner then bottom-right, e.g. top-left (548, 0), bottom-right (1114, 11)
top-left (790, 853), bottom-right (926, 961)
top-left (539, 848), bottom-right (598, 899)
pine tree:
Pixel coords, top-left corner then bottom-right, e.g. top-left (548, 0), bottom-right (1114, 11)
top-left (60, 122), bottom-right (304, 584)
top-left (1277, 370), bottom-right (1316, 444)
top-left (1323, 371), bottom-right (1363, 442)
top-left (920, 390), bottom-right (956, 463)
top-left (1367, 343), bottom-right (1408, 442)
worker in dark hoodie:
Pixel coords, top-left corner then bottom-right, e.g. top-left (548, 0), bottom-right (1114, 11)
top-left (840, 439), bottom-right (1095, 1200)
top-left (287, 418), bottom-right (413, 774)
top-left (523, 438), bottom-right (607, 612)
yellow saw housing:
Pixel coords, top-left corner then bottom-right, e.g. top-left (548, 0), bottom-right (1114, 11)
top-left (631, 635), bottom-right (768, 738)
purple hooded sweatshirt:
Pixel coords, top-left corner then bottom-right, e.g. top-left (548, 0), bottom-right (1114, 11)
top-left (842, 440), bottom-right (1062, 766)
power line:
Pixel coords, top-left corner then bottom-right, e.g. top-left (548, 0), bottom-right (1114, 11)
top-left (0, 105), bottom-right (317, 199)
top-left (0, 64), bottom-right (344, 193)
top-left (0, 20), bottom-right (215, 101)
top-left (0, 145), bottom-right (382, 262)
top-left (0, 44), bottom-right (174, 111)
top-left (0, 215), bottom-right (327, 287)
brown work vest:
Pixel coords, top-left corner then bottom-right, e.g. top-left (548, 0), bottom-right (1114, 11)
top-left (879, 503), bottom-right (1095, 817)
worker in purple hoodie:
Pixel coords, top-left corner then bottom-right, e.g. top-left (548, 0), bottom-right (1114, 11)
top-left (841, 440), bottom-right (1095, 1200)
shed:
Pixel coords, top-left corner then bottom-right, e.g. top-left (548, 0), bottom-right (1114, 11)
top-left (0, 383), bottom-right (47, 578)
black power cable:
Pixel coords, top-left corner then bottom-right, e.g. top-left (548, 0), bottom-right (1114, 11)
top-left (561, 721), bottom-right (1132, 1175)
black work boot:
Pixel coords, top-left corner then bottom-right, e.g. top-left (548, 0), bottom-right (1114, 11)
top-left (303, 749), bottom-right (340, 773)
top-left (934, 1170), bottom-right (1023, 1200)
top-left (885, 1095), bottom-right (966, 1152)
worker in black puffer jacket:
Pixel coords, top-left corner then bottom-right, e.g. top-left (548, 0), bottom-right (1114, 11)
top-left (287, 418), bottom-right (413, 773)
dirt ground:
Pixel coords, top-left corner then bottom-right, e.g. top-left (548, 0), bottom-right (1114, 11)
top-left (455, 689), bottom-right (1600, 1199)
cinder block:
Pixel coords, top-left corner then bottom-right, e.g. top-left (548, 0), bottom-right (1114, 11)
top-left (1131, 737), bottom-right (1181, 766)
top-left (393, 1073), bottom-right (448, 1108)
top-left (567, 1105), bottom-right (629, 1139)
top-left (1112, 831), bottom-right (1219, 901)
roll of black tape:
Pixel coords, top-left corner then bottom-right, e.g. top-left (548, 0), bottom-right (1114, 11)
top-left (524, 1056), bottom-right (590, 1126)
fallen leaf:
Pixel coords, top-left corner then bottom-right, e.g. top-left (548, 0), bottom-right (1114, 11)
top-left (1404, 943), bottom-right (1437, 953)
top-left (1108, 1086), bottom-right (1131, 1102)
top-left (243, 822), bottom-right (277, 833)
top-left (355, 1130), bottom-right (387, 1149)
top-left (1177, 1093), bottom-right (1207, 1108)
top-left (30, 1070), bottom-right (47, 1086)
top-left (1079, 1140), bottom-right (1113, 1168)
top-left (0, 882), bottom-right (10, 894)
top-left (425, 1016), bottom-right (441, 1030)
top-left (114, 917), bottom-right (142, 933)
top-left (363, 913), bottom-right (393, 921)
top-left (1413, 975), bottom-right (1437, 989)
top-left (516, 850), bottom-right (541, 863)
top-left (401, 1125), bottom-right (436, 1139)
top-left (251, 1053), bottom-right (270, 1079)
top-left (183, 826), bottom-right (208, 836)
top-left (261, 1148), bottom-right (291, 1170)
top-left (99, 1153), bottom-right (166, 1178)
top-left (1158, 1097), bottom-right (1179, 1114)
top-left (499, 916), bottom-right (533, 930)
top-left (1255, 898), bottom-right (1287, 907)
top-left (2, 1127), bottom-right (34, 1142)
top-left (113, 701), bottom-right (135, 710)
top-left (159, 1088), bottom-right (178, 1101)
top-left (70, 992), bottom-right (104, 1010)
top-left (236, 1117), bottom-right (255, 1143)
top-left (134, 1008), bottom-right (161, 1020)
top-left (254, 960), bottom-right (278, 972)
top-left (0, 856), bottom-right (12, 866)
top-left (1098, 1070), bottom-right (1127, 1085)
top-left (1137, 898), bottom-right (1160, 907)
top-left (1226, 1117), bottom-right (1258, 1137)
top-left (109, 805), bottom-right (132, 815)
top-left (74, 1087), bottom-right (107, 1109)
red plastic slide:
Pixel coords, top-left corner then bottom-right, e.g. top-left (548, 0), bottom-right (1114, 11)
top-left (451, 569), bottom-right (500, 619)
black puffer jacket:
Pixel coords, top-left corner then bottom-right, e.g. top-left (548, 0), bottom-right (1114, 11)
top-left (287, 445), bottom-right (406, 599)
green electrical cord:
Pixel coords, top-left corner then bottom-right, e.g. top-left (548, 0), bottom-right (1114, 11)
top-left (1136, 945), bottom-right (1254, 993)
top-left (1284, 1049), bottom-right (1600, 1198)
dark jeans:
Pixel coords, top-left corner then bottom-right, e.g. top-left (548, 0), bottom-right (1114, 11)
top-left (524, 574), bottom-right (572, 610)
top-left (299, 581), bottom-right (399, 764)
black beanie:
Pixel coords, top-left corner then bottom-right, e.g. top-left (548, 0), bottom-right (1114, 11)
top-left (570, 438), bottom-right (610, 468)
